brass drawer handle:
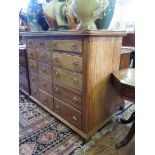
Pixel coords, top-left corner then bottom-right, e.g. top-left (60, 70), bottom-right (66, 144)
top-left (71, 43), bottom-right (78, 51)
top-left (73, 62), bottom-right (79, 69)
top-left (51, 42), bottom-right (57, 49)
top-left (72, 115), bottom-right (77, 121)
top-left (54, 57), bottom-right (60, 64)
top-left (54, 88), bottom-right (60, 94)
top-left (42, 68), bottom-right (46, 73)
top-left (55, 105), bottom-right (60, 110)
top-left (73, 78), bottom-right (79, 86)
top-left (55, 72), bottom-right (60, 78)
top-left (72, 96), bottom-right (78, 104)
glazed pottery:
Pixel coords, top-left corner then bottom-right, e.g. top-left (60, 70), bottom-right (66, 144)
top-left (37, 3), bottom-right (49, 31)
top-left (19, 8), bottom-right (28, 24)
top-left (65, 0), bottom-right (77, 30)
top-left (72, 0), bottom-right (109, 30)
top-left (27, 0), bottom-right (42, 32)
top-left (42, 0), bottom-right (58, 30)
top-left (95, 0), bottom-right (116, 29)
top-left (55, 0), bottom-right (69, 30)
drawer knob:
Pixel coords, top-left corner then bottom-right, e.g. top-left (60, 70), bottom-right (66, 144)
top-left (73, 62), bottom-right (79, 69)
top-left (42, 68), bottom-right (46, 73)
top-left (54, 88), bottom-right (60, 94)
top-left (54, 57), bottom-right (60, 64)
top-left (72, 96), bottom-right (78, 104)
top-left (55, 72), bottom-right (60, 78)
top-left (73, 79), bottom-right (79, 86)
top-left (72, 115), bottom-right (77, 121)
top-left (71, 43), bottom-right (78, 51)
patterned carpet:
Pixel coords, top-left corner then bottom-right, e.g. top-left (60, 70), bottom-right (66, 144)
top-left (19, 93), bottom-right (83, 155)
top-left (19, 92), bottom-right (134, 155)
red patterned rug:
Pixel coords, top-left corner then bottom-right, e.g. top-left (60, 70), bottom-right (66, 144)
top-left (19, 93), bottom-right (83, 155)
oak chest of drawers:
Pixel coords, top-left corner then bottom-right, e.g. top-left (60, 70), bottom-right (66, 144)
top-left (19, 45), bottom-right (30, 95)
top-left (21, 30), bottom-right (125, 139)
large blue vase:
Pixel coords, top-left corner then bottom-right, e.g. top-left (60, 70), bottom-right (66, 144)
top-left (27, 0), bottom-right (42, 31)
top-left (37, 3), bottom-right (49, 31)
top-left (95, 0), bottom-right (116, 30)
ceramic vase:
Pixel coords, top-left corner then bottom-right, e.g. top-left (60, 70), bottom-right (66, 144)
top-left (42, 0), bottom-right (58, 31)
top-left (95, 0), bottom-right (116, 30)
top-left (71, 0), bottom-right (109, 30)
top-left (37, 3), bottom-right (49, 31)
top-left (65, 0), bottom-right (77, 30)
top-left (55, 0), bottom-right (69, 30)
top-left (27, 0), bottom-right (42, 32)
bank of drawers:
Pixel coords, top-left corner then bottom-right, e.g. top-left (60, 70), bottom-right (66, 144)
top-left (26, 39), bottom-right (82, 129)
top-left (19, 45), bottom-right (30, 94)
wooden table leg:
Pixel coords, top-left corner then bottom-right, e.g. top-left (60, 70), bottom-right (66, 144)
top-left (116, 121), bottom-right (135, 149)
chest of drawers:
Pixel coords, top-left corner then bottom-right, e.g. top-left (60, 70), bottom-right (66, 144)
top-left (21, 30), bottom-right (126, 139)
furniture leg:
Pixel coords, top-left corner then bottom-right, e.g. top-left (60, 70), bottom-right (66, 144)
top-left (116, 121), bottom-right (135, 149)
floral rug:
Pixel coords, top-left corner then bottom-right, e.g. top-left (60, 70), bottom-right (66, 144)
top-left (19, 93), bottom-right (83, 155)
top-left (19, 92), bottom-right (134, 155)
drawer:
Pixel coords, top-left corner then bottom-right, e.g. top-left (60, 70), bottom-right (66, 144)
top-left (39, 89), bottom-right (54, 110)
top-left (51, 40), bottom-right (82, 53)
top-left (53, 67), bottom-right (82, 91)
top-left (27, 49), bottom-right (37, 60)
top-left (35, 40), bottom-right (51, 49)
top-left (29, 72), bottom-right (38, 86)
top-left (52, 52), bottom-right (82, 73)
top-left (38, 63), bottom-right (52, 78)
top-left (30, 85), bottom-right (39, 100)
top-left (39, 76), bottom-right (53, 94)
top-left (28, 60), bottom-right (38, 73)
top-left (19, 67), bottom-right (28, 80)
top-left (26, 40), bottom-right (35, 49)
top-left (37, 49), bottom-right (52, 64)
top-left (19, 57), bottom-right (27, 68)
top-left (53, 82), bottom-right (82, 110)
top-left (54, 98), bottom-right (81, 129)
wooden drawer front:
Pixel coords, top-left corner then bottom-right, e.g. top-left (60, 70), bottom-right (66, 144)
top-left (28, 60), bottom-right (38, 73)
top-left (37, 50), bottom-right (52, 63)
top-left (39, 76), bottom-right (53, 95)
top-left (53, 67), bottom-right (82, 91)
top-left (54, 98), bottom-right (81, 129)
top-left (19, 57), bottom-right (27, 68)
top-left (29, 72), bottom-right (38, 86)
top-left (19, 67), bottom-right (27, 80)
top-left (35, 40), bottom-right (50, 49)
top-left (52, 52), bottom-right (82, 73)
top-left (30, 85), bottom-right (39, 100)
top-left (39, 89), bottom-right (54, 110)
top-left (27, 49), bottom-right (37, 60)
top-left (26, 40), bottom-right (34, 49)
top-left (53, 82), bottom-right (82, 110)
top-left (51, 40), bottom-right (82, 53)
top-left (38, 63), bottom-right (52, 77)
